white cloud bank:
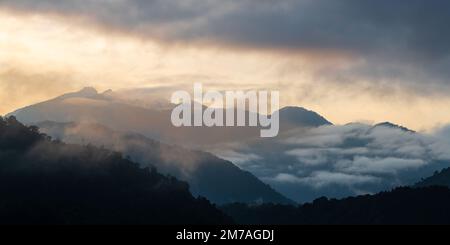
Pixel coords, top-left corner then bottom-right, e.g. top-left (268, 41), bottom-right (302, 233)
top-left (214, 123), bottom-right (450, 202)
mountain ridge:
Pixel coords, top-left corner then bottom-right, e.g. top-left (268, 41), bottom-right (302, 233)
top-left (35, 120), bottom-right (294, 205)
top-left (7, 87), bottom-right (333, 146)
top-left (0, 116), bottom-right (232, 224)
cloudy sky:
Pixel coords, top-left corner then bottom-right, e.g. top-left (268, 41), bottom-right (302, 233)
top-left (1, 0), bottom-right (450, 130)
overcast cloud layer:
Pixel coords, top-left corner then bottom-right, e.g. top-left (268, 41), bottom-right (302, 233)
top-left (2, 0), bottom-right (450, 91)
top-left (2, 0), bottom-right (449, 56)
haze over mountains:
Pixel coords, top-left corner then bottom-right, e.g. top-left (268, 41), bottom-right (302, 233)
top-left (0, 116), bottom-right (232, 224)
top-left (3, 0), bottom-right (450, 226)
top-left (8, 87), bottom-right (450, 203)
top-left (4, 115), bottom-right (450, 225)
top-left (35, 120), bottom-right (292, 204)
top-left (9, 87), bottom-right (331, 146)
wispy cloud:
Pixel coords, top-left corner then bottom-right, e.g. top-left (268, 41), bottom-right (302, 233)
top-left (269, 171), bottom-right (380, 188)
top-left (214, 150), bottom-right (262, 166)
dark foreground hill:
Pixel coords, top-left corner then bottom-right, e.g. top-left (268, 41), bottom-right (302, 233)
top-left (222, 186), bottom-right (450, 225)
top-left (0, 116), bottom-right (231, 224)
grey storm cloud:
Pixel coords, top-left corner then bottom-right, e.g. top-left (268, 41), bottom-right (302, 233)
top-left (2, 0), bottom-right (450, 57)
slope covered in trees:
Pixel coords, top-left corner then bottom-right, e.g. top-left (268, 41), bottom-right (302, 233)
top-left (222, 186), bottom-right (450, 225)
top-left (0, 116), bottom-right (231, 224)
top-left (415, 167), bottom-right (450, 188)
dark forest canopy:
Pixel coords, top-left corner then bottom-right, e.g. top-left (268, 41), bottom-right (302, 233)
top-left (0, 116), bottom-right (231, 224)
top-left (222, 186), bottom-right (450, 225)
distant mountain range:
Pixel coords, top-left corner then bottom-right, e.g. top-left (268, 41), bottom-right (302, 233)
top-left (7, 87), bottom-right (450, 203)
top-left (8, 87), bottom-right (331, 146)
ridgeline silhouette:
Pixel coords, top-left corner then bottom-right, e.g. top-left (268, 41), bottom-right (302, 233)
top-left (222, 186), bottom-right (450, 225)
top-left (0, 116), bottom-right (231, 224)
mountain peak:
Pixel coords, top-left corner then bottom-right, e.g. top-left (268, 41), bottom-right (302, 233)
top-left (373, 122), bottom-right (415, 133)
top-left (53, 87), bottom-right (103, 101)
top-left (280, 106), bottom-right (307, 111)
top-left (77, 87), bottom-right (98, 96)
top-left (102, 89), bottom-right (113, 94)
top-left (279, 106), bottom-right (332, 127)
